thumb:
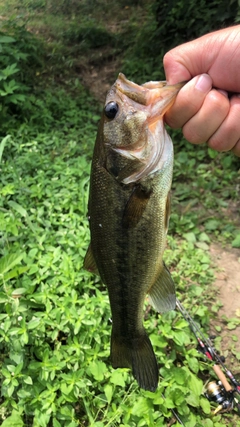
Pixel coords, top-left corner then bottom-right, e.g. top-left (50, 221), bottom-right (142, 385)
top-left (163, 50), bottom-right (192, 84)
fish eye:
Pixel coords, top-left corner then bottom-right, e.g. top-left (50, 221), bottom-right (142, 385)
top-left (104, 101), bottom-right (119, 120)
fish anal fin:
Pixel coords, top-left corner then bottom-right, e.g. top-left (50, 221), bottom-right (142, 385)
top-left (122, 185), bottom-right (151, 229)
top-left (83, 244), bottom-right (99, 275)
top-left (148, 263), bottom-right (176, 313)
top-left (111, 331), bottom-right (158, 392)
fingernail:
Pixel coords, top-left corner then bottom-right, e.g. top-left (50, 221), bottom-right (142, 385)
top-left (195, 74), bottom-right (212, 93)
top-left (217, 89), bottom-right (228, 98)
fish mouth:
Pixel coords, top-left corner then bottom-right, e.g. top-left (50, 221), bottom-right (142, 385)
top-left (115, 73), bottom-right (185, 121)
top-left (110, 74), bottom-right (185, 184)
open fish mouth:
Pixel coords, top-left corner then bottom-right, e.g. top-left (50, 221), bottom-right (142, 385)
top-left (107, 73), bottom-right (185, 184)
top-left (115, 72), bottom-right (185, 119)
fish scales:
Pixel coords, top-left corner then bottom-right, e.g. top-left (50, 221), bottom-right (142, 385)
top-left (84, 73), bottom-right (184, 391)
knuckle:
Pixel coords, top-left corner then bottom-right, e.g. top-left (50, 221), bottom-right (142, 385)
top-left (207, 135), bottom-right (224, 151)
top-left (165, 115), bottom-right (180, 129)
top-left (232, 140), bottom-right (240, 156)
top-left (183, 125), bottom-right (203, 144)
top-left (207, 90), bottom-right (229, 115)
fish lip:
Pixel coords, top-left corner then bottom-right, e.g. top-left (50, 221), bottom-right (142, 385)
top-left (115, 73), bottom-right (185, 110)
top-left (115, 73), bottom-right (150, 106)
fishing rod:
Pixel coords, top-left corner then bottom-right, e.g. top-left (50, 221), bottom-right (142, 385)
top-left (176, 299), bottom-right (240, 415)
top-left (154, 298), bottom-right (239, 425)
top-left (160, 394), bottom-right (186, 426)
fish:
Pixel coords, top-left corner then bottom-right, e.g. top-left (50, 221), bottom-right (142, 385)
top-left (84, 73), bottom-right (184, 392)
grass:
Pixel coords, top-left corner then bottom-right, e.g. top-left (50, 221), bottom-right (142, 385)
top-left (0, 1), bottom-right (240, 426)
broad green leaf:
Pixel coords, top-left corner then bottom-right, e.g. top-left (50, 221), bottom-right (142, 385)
top-left (173, 330), bottom-right (190, 346)
top-left (202, 419), bottom-right (214, 427)
top-left (186, 391), bottom-right (199, 407)
top-left (27, 318), bottom-right (41, 329)
top-left (1, 412), bottom-right (23, 427)
top-left (53, 419), bottom-right (61, 427)
top-left (104, 384), bottom-right (113, 404)
top-left (8, 201), bottom-right (37, 234)
top-left (7, 383), bottom-right (15, 397)
top-left (8, 201), bottom-right (27, 217)
top-left (200, 396), bottom-right (211, 414)
top-left (227, 322), bottom-right (237, 330)
top-left (12, 288), bottom-right (27, 297)
top-left (198, 232), bottom-right (210, 242)
top-left (183, 232), bottom-right (196, 243)
top-left (232, 234), bottom-right (240, 248)
top-left (207, 148), bottom-right (218, 159)
top-left (0, 292), bottom-right (9, 303)
top-left (187, 357), bottom-right (199, 374)
top-left (186, 372), bottom-right (203, 407)
top-left (0, 135), bottom-right (11, 163)
top-left (14, 362), bottom-right (23, 375)
top-left (132, 397), bottom-right (151, 416)
top-left (173, 367), bottom-right (189, 385)
top-left (2, 64), bottom-right (19, 77)
top-left (88, 360), bottom-right (106, 381)
top-left (24, 376), bottom-right (33, 385)
top-left (0, 35), bottom-right (16, 43)
top-left (173, 318), bottom-right (188, 329)
top-left (109, 370), bottom-right (126, 387)
top-left (0, 253), bottom-right (23, 276)
top-left (4, 266), bottom-right (29, 282)
top-left (188, 372), bottom-right (203, 396)
top-left (195, 241), bottom-right (209, 250)
top-left (205, 219), bottom-right (220, 231)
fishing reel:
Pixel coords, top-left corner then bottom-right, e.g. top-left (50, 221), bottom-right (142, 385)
top-left (205, 381), bottom-right (240, 415)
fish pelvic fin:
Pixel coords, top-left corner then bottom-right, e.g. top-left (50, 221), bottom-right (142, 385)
top-left (83, 243), bottom-right (99, 275)
top-left (111, 331), bottom-right (158, 392)
top-left (148, 262), bottom-right (176, 313)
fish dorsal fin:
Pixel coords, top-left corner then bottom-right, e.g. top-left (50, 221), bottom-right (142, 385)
top-left (148, 263), bottom-right (175, 312)
top-left (122, 185), bottom-right (151, 229)
top-left (83, 243), bottom-right (99, 275)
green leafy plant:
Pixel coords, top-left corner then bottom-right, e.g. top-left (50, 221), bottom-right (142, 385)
top-left (0, 19), bottom-right (45, 131)
top-left (0, 3), bottom-right (239, 427)
top-left (122, 0), bottom-right (240, 80)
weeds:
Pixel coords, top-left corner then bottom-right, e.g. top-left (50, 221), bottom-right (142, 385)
top-left (0, 3), bottom-right (239, 427)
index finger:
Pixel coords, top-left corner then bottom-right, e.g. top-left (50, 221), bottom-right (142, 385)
top-left (164, 74), bottom-right (212, 128)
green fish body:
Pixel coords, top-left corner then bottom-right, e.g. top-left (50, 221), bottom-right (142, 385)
top-left (84, 74), bottom-right (184, 391)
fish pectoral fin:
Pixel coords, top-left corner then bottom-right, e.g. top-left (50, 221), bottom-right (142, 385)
top-left (83, 243), bottom-right (99, 275)
top-left (116, 159), bottom-right (145, 183)
top-left (111, 332), bottom-right (158, 392)
top-left (122, 185), bottom-right (151, 229)
top-left (165, 191), bottom-right (171, 233)
top-left (148, 263), bottom-right (176, 312)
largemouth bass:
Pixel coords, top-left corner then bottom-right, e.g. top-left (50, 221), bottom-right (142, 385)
top-left (84, 73), bottom-right (184, 392)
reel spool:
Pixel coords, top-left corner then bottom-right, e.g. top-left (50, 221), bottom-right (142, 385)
top-left (205, 381), bottom-right (234, 415)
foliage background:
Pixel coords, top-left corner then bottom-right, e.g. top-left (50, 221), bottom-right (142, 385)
top-left (0, 1), bottom-right (240, 426)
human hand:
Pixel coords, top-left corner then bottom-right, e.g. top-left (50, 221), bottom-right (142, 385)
top-left (163, 26), bottom-right (240, 156)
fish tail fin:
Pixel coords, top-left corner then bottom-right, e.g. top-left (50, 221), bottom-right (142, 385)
top-left (111, 332), bottom-right (158, 392)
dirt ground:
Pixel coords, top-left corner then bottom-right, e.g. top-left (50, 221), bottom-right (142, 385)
top-left (210, 244), bottom-right (240, 358)
top-left (80, 57), bottom-right (120, 104)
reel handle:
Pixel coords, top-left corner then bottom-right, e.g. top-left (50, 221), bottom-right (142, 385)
top-left (213, 365), bottom-right (232, 392)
